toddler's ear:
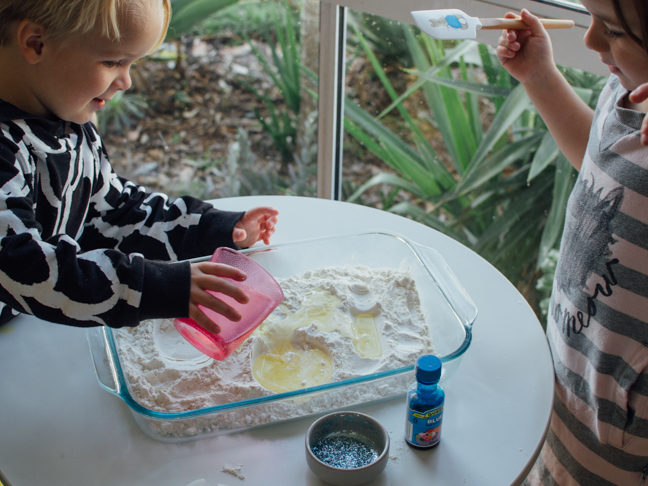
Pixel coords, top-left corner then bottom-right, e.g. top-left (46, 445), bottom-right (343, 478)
top-left (16, 20), bottom-right (46, 64)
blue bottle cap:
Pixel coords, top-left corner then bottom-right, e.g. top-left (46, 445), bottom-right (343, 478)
top-left (416, 355), bottom-right (442, 383)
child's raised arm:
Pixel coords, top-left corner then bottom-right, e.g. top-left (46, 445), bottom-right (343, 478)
top-left (496, 9), bottom-right (593, 170)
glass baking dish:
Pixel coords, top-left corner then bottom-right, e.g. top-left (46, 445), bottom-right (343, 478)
top-left (87, 231), bottom-right (477, 443)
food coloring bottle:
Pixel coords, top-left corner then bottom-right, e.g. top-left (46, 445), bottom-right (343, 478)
top-left (404, 354), bottom-right (444, 449)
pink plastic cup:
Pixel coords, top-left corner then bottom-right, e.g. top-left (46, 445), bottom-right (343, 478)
top-left (174, 247), bottom-right (284, 360)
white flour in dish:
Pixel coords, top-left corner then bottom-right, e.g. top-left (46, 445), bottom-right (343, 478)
top-left (117, 265), bottom-right (434, 437)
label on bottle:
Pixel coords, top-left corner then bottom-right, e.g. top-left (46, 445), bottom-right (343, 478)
top-left (405, 403), bottom-right (443, 448)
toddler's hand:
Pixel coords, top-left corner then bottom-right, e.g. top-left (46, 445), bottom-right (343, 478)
top-left (496, 9), bottom-right (556, 84)
top-left (188, 261), bottom-right (249, 334)
top-left (232, 206), bottom-right (279, 248)
top-left (629, 83), bottom-right (648, 146)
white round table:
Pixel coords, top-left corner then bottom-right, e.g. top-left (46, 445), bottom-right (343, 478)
top-left (0, 195), bottom-right (554, 486)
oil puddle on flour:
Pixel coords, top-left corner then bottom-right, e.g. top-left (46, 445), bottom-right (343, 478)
top-left (251, 289), bottom-right (383, 393)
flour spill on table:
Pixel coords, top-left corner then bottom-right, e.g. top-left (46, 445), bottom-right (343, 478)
top-left (117, 265), bottom-right (434, 437)
top-left (221, 463), bottom-right (245, 480)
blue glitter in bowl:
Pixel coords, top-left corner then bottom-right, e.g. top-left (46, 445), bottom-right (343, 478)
top-left (311, 435), bottom-right (379, 469)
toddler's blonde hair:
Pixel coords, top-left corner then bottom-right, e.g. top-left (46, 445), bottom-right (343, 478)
top-left (0, 0), bottom-right (171, 50)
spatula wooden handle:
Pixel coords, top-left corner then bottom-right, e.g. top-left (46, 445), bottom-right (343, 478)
top-left (480, 18), bottom-right (575, 30)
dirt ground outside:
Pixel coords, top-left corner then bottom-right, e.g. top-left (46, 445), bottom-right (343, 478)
top-left (100, 32), bottom-right (394, 207)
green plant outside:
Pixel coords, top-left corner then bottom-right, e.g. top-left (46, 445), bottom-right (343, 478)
top-left (344, 21), bottom-right (607, 318)
top-left (238, 0), bottom-right (302, 162)
top-left (199, 0), bottom-right (289, 37)
top-left (164, 0), bottom-right (306, 163)
top-left (96, 90), bottom-right (147, 133)
top-left (167, 0), bottom-right (241, 39)
top-left (162, 0), bottom-right (314, 199)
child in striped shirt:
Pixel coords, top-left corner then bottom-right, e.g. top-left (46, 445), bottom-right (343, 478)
top-left (498, 1), bottom-right (648, 484)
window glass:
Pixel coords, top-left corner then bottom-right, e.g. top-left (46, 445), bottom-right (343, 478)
top-left (341, 9), bottom-right (605, 321)
top-left (100, 0), bottom-right (319, 200)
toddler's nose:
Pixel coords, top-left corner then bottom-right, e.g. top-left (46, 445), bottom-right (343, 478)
top-left (114, 69), bottom-right (132, 91)
top-left (583, 18), bottom-right (609, 54)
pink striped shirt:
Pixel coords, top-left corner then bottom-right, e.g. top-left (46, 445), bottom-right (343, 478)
top-left (525, 75), bottom-right (648, 485)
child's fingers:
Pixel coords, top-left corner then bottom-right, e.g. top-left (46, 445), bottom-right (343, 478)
top-left (261, 219), bottom-right (276, 245)
top-left (264, 215), bottom-right (278, 233)
top-left (202, 276), bottom-right (249, 305)
top-left (629, 83), bottom-right (648, 104)
top-left (191, 263), bottom-right (249, 307)
top-left (233, 207), bottom-right (279, 246)
top-left (628, 84), bottom-right (648, 146)
top-left (188, 304), bottom-right (221, 334)
top-left (520, 8), bottom-right (546, 36)
top-left (640, 120), bottom-right (648, 146)
top-left (194, 261), bottom-right (246, 282)
top-left (497, 38), bottom-right (520, 57)
top-left (191, 286), bottom-right (245, 322)
top-left (244, 206), bottom-right (279, 222)
top-left (497, 32), bottom-right (520, 60)
top-left (497, 15), bottom-right (521, 62)
top-left (187, 263), bottom-right (253, 333)
top-left (233, 228), bottom-right (247, 242)
top-left (501, 10), bottom-right (523, 39)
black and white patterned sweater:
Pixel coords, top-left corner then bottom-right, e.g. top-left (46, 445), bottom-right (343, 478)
top-left (0, 101), bottom-right (244, 328)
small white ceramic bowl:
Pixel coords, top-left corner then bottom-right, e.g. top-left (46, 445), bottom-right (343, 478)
top-left (305, 411), bottom-right (390, 486)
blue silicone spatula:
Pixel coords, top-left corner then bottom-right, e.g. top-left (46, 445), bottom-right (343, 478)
top-left (411, 8), bottom-right (575, 40)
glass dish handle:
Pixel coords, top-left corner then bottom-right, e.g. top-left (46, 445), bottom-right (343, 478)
top-left (411, 241), bottom-right (478, 330)
top-left (86, 327), bottom-right (120, 396)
